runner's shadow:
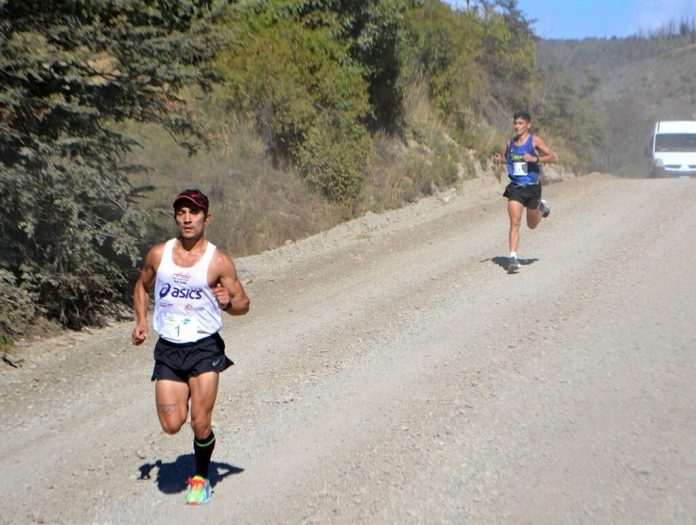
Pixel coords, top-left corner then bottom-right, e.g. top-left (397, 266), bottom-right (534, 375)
top-left (137, 454), bottom-right (244, 494)
top-left (488, 256), bottom-right (539, 271)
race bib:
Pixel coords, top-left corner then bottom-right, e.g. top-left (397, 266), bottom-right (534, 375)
top-left (161, 314), bottom-right (199, 342)
top-left (513, 161), bottom-right (528, 176)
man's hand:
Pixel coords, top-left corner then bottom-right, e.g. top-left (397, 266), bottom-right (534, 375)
top-left (523, 152), bottom-right (538, 162)
top-left (132, 322), bottom-right (148, 345)
top-left (213, 283), bottom-right (232, 311)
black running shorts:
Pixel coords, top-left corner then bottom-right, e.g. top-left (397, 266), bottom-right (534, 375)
top-left (503, 182), bottom-right (542, 209)
top-left (151, 333), bottom-right (233, 382)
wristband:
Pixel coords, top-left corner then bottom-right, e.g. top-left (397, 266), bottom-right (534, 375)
top-left (535, 155), bottom-right (540, 163)
top-left (223, 298), bottom-right (232, 311)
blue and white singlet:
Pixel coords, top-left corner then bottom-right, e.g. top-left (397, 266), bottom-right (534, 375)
top-left (506, 134), bottom-right (540, 185)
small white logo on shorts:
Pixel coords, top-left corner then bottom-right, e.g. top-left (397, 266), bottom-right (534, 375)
top-left (212, 358), bottom-right (221, 367)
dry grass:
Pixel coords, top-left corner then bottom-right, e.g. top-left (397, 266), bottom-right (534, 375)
top-left (124, 87), bottom-right (502, 260)
top-left (125, 119), bottom-right (346, 257)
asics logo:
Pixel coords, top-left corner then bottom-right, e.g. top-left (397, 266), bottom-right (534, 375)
top-left (159, 283), bottom-right (204, 300)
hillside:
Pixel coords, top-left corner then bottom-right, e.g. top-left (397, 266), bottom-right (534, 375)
top-left (537, 35), bottom-right (696, 175)
top-left (3, 0), bottom-right (568, 337)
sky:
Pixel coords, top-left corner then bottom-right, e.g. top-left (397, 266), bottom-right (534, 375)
top-left (445, 0), bottom-right (696, 40)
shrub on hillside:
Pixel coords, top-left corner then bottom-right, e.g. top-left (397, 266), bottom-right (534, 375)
top-left (216, 12), bottom-right (372, 202)
top-left (400, 0), bottom-right (537, 153)
top-left (298, 122), bottom-right (371, 202)
top-left (0, 270), bottom-right (36, 338)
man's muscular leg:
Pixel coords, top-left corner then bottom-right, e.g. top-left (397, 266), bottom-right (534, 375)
top-left (189, 371), bottom-right (220, 478)
top-left (155, 379), bottom-right (190, 435)
top-left (526, 203), bottom-right (543, 229)
top-left (508, 199), bottom-right (524, 253)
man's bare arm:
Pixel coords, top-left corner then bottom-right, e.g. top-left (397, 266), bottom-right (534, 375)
top-left (211, 250), bottom-right (250, 316)
top-left (492, 142), bottom-right (509, 166)
top-left (132, 245), bottom-right (163, 345)
top-left (533, 135), bottom-right (558, 163)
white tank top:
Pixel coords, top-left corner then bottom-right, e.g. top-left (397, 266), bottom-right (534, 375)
top-left (153, 238), bottom-right (222, 343)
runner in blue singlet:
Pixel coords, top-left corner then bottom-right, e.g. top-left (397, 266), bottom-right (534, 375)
top-left (493, 111), bottom-right (558, 271)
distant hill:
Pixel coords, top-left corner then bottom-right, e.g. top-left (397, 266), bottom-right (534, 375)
top-left (537, 35), bottom-right (696, 176)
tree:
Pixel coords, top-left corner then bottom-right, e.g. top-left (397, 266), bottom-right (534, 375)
top-left (215, 1), bottom-right (376, 202)
top-left (479, 0), bottom-right (536, 111)
top-left (277, 0), bottom-right (416, 130)
top-left (0, 0), bottom-right (219, 331)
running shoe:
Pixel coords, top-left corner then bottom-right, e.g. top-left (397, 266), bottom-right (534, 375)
top-left (186, 475), bottom-right (211, 505)
top-left (539, 199), bottom-right (551, 218)
top-left (508, 256), bottom-right (521, 271)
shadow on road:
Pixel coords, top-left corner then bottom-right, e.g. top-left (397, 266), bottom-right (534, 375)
top-left (488, 255), bottom-right (539, 272)
top-left (137, 454), bottom-right (244, 494)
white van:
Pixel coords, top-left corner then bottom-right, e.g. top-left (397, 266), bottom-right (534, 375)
top-left (649, 121), bottom-right (696, 177)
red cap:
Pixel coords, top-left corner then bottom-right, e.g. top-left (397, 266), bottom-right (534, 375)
top-left (173, 189), bottom-right (209, 213)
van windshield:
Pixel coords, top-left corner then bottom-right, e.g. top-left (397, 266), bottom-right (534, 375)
top-left (655, 133), bottom-right (696, 152)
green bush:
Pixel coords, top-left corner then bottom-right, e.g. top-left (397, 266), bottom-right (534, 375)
top-left (215, 9), bottom-right (372, 202)
top-left (400, 1), bottom-right (538, 154)
top-left (0, 270), bottom-right (36, 338)
top-left (0, 0), bottom-right (217, 328)
top-left (298, 122), bottom-right (371, 202)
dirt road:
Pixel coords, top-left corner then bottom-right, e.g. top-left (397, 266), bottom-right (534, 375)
top-left (2, 174), bottom-right (695, 524)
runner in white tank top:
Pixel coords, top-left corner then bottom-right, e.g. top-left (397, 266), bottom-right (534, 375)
top-left (131, 189), bottom-right (250, 505)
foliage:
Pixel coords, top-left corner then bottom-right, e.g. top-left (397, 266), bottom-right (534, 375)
top-left (275, 0), bottom-right (416, 129)
top-left (401, 2), bottom-right (484, 130)
top-left (0, 0), bottom-right (218, 328)
top-left (215, 2), bottom-right (376, 202)
top-left (478, 0), bottom-right (536, 111)
top-left (531, 66), bottom-right (607, 169)
top-left (213, 0), bottom-right (546, 202)
top-left (334, 0), bottom-right (416, 130)
top-left (400, 0), bottom-right (537, 148)
top-left (0, 269), bottom-right (36, 337)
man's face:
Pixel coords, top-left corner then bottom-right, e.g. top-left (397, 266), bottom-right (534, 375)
top-left (174, 205), bottom-right (209, 239)
top-left (513, 117), bottom-right (530, 137)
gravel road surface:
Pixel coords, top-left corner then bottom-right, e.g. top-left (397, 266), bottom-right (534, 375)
top-left (1, 173), bottom-right (695, 524)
